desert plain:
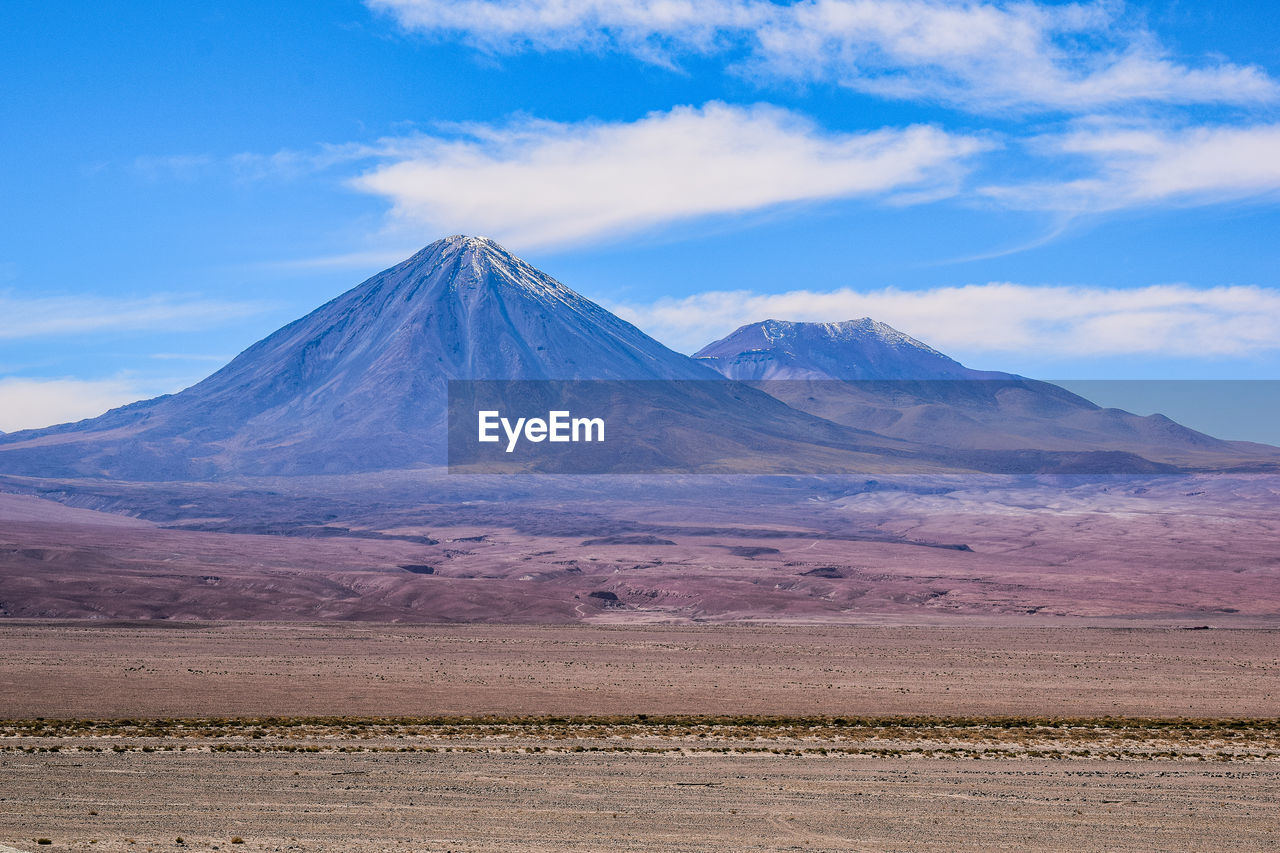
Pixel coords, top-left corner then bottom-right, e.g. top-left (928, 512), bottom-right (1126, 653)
top-left (1, 621), bottom-right (1278, 851)
top-left (2, 474), bottom-right (1279, 850)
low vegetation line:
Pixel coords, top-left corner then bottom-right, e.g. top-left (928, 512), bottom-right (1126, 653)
top-left (4, 715), bottom-right (1277, 761)
top-left (3, 714), bottom-right (1278, 735)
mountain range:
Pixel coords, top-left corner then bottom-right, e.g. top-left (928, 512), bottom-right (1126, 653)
top-left (0, 236), bottom-right (1275, 479)
top-left (694, 319), bottom-right (1254, 462)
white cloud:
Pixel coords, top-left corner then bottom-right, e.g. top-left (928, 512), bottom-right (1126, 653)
top-left (0, 294), bottom-right (269, 340)
top-left (611, 282), bottom-right (1280, 358)
top-left (149, 353), bottom-right (233, 362)
top-left (983, 122), bottom-right (1280, 211)
top-left (264, 247), bottom-right (424, 272)
top-left (0, 377), bottom-right (161, 433)
top-left (368, 0), bottom-right (1276, 112)
top-left (348, 102), bottom-right (988, 247)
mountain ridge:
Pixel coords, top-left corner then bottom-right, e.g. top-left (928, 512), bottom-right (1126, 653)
top-left (1, 237), bottom-right (1275, 479)
top-left (693, 318), bottom-right (1271, 465)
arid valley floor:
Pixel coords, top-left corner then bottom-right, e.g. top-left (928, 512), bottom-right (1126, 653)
top-left (2, 475), bottom-right (1279, 849)
top-left (1, 622), bottom-right (1278, 851)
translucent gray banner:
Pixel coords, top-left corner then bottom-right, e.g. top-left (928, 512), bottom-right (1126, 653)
top-left (446, 379), bottom-right (1280, 475)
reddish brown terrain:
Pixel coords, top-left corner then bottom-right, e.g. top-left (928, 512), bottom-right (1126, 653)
top-left (2, 472), bottom-right (1278, 623)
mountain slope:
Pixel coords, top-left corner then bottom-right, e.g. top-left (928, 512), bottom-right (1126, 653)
top-left (695, 319), bottom-right (1277, 467)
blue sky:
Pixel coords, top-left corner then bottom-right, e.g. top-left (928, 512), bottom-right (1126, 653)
top-left (2, 0), bottom-right (1279, 434)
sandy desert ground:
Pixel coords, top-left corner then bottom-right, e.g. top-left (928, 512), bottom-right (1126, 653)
top-left (2, 745), bottom-right (1279, 852)
top-left (0, 623), bottom-right (1278, 851)
top-left (1, 622), bottom-right (1277, 719)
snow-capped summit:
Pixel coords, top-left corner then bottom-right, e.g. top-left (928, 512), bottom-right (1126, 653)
top-left (694, 318), bottom-right (987, 381)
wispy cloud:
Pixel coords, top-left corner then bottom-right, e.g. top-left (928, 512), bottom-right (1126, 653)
top-left (262, 247), bottom-right (425, 272)
top-left (133, 137), bottom-right (443, 183)
top-left (368, 0), bottom-right (1277, 113)
top-left (133, 104), bottom-right (987, 250)
top-left (0, 376), bottom-right (168, 433)
top-left (983, 122), bottom-right (1280, 212)
top-left (0, 293), bottom-right (270, 340)
top-left (348, 102), bottom-right (989, 246)
top-left (148, 353), bottom-right (233, 362)
top-left (612, 282), bottom-right (1280, 358)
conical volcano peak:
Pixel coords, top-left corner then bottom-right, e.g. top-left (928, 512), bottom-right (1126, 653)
top-left (446, 234), bottom-right (497, 246)
top-left (421, 233), bottom-right (503, 252)
top-left (0, 236), bottom-right (717, 476)
top-left (389, 234), bottom-right (580, 305)
top-left (400, 234), bottom-right (514, 274)
top-left (435, 234), bottom-right (510, 263)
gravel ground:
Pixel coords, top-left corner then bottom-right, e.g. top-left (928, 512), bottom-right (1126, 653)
top-left (3, 624), bottom-right (1276, 850)
top-left (2, 747), bottom-right (1278, 852)
top-left (2, 623), bottom-right (1277, 719)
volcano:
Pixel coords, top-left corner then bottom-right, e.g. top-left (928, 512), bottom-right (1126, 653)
top-left (695, 319), bottom-right (1275, 466)
top-left (0, 237), bottom-right (721, 479)
top-left (694, 318), bottom-right (986, 381)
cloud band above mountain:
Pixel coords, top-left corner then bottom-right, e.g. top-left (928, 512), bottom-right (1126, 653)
top-left (612, 282), bottom-right (1280, 359)
top-left (349, 103), bottom-right (988, 247)
top-left (984, 122), bottom-right (1280, 212)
